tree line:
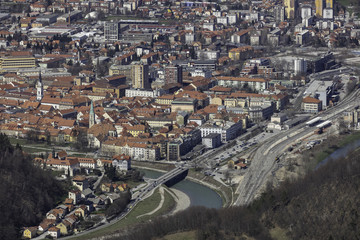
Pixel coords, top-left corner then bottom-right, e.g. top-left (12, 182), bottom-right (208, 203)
top-left (0, 134), bottom-right (66, 239)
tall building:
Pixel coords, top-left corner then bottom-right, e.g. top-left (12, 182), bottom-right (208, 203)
top-left (275, 5), bottom-right (286, 23)
top-left (131, 63), bottom-right (150, 89)
top-left (104, 21), bottom-right (121, 42)
top-left (36, 72), bottom-right (43, 101)
top-left (165, 65), bottom-right (183, 85)
top-left (326, 0), bottom-right (333, 8)
top-left (294, 58), bottom-right (307, 75)
top-left (89, 101), bottom-right (95, 128)
top-left (301, 6), bottom-right (312, 19)
top-left (283, 0), bottom-right (297, 19)
top-left (315, 0), bottom-right (325, 17)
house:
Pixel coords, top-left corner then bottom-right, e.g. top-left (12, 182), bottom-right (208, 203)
top-left (38, 219), bottom-right (55, 232)
top-left (23, 227), bottom-right (37, 239)
top-left (96, 158), bottom-right (113, 168)
top-left (81, 188), bottom-right (93, 199)
top-left (72, 175), bottom-right (89, 191)
top-left (64, 214), bottom-right (78, 230)
top-left (68, 190), bottom-right (81, 205)
top-left (46, 209), bottom-right (65, 222)
top-left (112, 154), bottom-right (131, 171)
top-left (46, 156), bottom-right (80, 171)
top-left (101, 183), bottom-right (117, 193)
top-left (117, 183), bottom-right (128, 192)
top-left (64, 198), bottom-right (75, 211)
top-left (56, 220), bottom-right (71, 235)
top-left (74, 205), bottom-right (88, 218)
top-left (48, 226), bottom-right (60, 238)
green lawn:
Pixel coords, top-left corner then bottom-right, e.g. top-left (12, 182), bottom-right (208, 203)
top-left (71, 186), bottom-right (175, 240)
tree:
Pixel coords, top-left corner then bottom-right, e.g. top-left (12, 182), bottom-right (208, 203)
top-left (73, 130), bottom-right (88, 151)
top-left (45, 130), bottom-right (51, 145)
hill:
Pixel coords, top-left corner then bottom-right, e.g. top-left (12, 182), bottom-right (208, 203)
top-left (106, 148), bottom-right (360, 240)
top-left (0, 134), bottom-right (66, 239)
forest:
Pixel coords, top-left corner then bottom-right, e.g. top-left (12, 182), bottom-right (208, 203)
top-left (0, 134), bottom-right (66, 239)
top-left (107, 148), bottom-right (360, 240)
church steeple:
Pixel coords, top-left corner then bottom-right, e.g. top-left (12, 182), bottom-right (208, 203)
top-left (36, 71), bottom-right (43, 101)
top-left (89, 100), bottom-right (95, 128)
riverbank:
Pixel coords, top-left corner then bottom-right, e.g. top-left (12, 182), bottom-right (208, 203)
top-left (271, 130), bottom-right (360, 187)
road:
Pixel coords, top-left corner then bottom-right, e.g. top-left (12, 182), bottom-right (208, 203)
top-left (234, 87), bottom-right (360, 206)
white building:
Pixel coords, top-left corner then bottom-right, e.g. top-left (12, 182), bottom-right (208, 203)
top-left (203, 23), bottom-right (215, 31)
top-left (199, 121), bottom-right (242, 143)
top-left (112, 154), bottom-right (131, 171)
top-left (294, 58), bottom-right (307, 75)
top-left (78, 158), bottom-right (97, 169)
top-left (227, 14), bottom-right (238, 25)
top-left (217, 16), bottom-right (228, 26)
top-left (323, 8), bottom-right (333, 19)
top-left (190, 69), bottom-right (212, 78)
top-left (301, 7), bottom-right (312, 19)
top-left (125, 88), bottom-right (164, 98)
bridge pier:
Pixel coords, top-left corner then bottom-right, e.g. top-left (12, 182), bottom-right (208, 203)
top-left (164, 169), bottom-right (188, 187)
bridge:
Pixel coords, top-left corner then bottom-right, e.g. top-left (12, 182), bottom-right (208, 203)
top-left (132, 167), bottom-right (189, 201)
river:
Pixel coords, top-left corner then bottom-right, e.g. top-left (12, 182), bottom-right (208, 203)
top-left (139, 169), bottom-right (223, 209)
top-left (316, 138), bottom-right (360, 169)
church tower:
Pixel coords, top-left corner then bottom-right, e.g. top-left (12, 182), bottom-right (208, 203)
top-left (36, 72), bottom-right (43, 101)
top-left (89, 101), bottom-right (95, 128)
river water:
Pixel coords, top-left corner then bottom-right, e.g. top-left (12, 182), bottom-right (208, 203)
top-left (139, 169), bottom-right (223, 209)
top-left (316, 138), bottom-right (360, 169)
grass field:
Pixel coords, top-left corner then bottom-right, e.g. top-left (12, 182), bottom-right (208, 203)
top-left (71, 186), bottom-right (175, 240)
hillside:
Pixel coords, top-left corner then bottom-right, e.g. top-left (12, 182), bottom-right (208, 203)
top-left (106, 148), bottom-right (360, 240)
top-left (0, 134), bottom-right (66, 239)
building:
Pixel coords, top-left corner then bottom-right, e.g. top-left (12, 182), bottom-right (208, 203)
top-left (199, 121), bottom-right (242, 143)
top-left (315, 0), bottom-right (325, 17)
top-left (112, 154), bottom-right (131, 171)
top-left (23, 227), bottom-right (38, 239)
top-left (131, 63), bottom-right (150, 89)
top-left (109, 65), bottom-right (132, 84)
top-left (323, 8), bottom-right (333, 19)
top-left (296, 30), bottom-right (310, 45)
top-left (228, 46), bottom-right (253, 61)
top-left (72, 175), bottom-right (89, 191)
top-left (326, 0), bottom-right (333, 8)
top-left (89, 101), bottom-right (95, 128)
top-left (104, 21), bottom-right (121, 42)
top-left (302, 96), bottom-right (322, 113)
top-left (275, 6), bottom-right (286, 23)
top-left (165, 65), bottom-right (183, 85)
top-left (216, 76), bottom-right (268, 91)
top-left (294, 58), bottom-right (307, 75)
top-left (171, 97), bottom-right (198, 113)
top-left (48, 227), bottom-right (60, 238)
top-left (304, 80), bottom-right (335, 108)
top-left (284, 0), bottom-right (297, 19)
top-left (125, 88), bottom-right (163, 98)
top-left (202, 133), bottom-right (221, 149)
top-left (0, 52), bottom-right (36, 71)
top-left (301, 6), bottom-right (312, 19)
top-left (36, 73), bottom-right (43, 101)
